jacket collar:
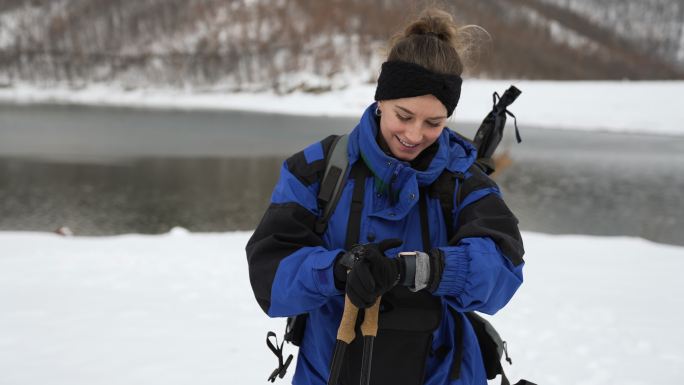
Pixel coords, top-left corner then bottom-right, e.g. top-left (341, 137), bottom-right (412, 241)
top-left (347, 103), bottom-right (477, 219)
top-left (348, 102), bottom-right (476, 186)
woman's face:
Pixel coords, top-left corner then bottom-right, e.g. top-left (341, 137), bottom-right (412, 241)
top-left (378, 94), bottom-right (448, 162)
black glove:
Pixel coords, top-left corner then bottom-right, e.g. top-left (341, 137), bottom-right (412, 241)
top-left (333, 239), bottom-right (403, 308)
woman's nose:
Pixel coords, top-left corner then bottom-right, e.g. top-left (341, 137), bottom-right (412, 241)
top-left (404, 123), bottom-right (423, 143)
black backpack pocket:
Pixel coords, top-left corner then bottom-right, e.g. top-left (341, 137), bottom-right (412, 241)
top-left (339, 286), bottom-right (442, 385)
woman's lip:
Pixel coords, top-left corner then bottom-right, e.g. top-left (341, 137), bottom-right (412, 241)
top-left (395, 135), bottom-right (420, 150)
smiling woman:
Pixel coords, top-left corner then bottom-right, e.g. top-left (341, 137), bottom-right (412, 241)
top-left (246, 7), bottom-right (526, 385)
top-left (377, 95), bottom-right (447, 161)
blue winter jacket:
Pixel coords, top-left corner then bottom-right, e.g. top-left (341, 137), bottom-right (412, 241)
top-left (246, 102), bottom-right (525, 385)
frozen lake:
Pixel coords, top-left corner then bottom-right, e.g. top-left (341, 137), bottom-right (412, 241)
top-left (1, 103), bottom-right (683, 245)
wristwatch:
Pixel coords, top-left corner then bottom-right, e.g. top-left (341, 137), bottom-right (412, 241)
top-left (398, 251), bottom-right (431, 292)
top-left (398, 251), bottom-right (418, 288)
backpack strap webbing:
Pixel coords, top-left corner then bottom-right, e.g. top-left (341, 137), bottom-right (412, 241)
top-left (315, 134), bottom-right (350, 235)
top-left (418, 187), bottom-right (432, 251)
top-left (344, 161), bottom-right (369, 250)
top-left (429, 170), bottom-right (465, 241)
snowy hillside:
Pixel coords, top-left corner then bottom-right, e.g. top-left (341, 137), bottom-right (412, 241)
top-left (0, 0), bottom-right (682, 92)
top-left (1, 229), bottom-right (683, 385)
top-left (539, 0), bottom-right (684, 66)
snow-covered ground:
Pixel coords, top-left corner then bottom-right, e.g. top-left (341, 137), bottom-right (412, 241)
top-left (1, 229), bottom-right (683, 385)
top-left (1, 80), bottom-right (683, 136)
top-left (2, 78), bottom-right (683, 384)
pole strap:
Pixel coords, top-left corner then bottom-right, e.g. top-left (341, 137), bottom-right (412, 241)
top-left (266, 331), bottom-right (294, 382)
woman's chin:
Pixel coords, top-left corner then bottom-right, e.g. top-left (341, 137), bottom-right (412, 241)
top-left (390, 148), bottom-right (419, 161)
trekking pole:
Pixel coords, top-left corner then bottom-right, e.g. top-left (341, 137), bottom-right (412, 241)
top-left (327, 295), bottom-right (382, 385)
top-left (327, 294), bottom-right (359, 385)
top-left (359, 297), bottom-right (381, 385)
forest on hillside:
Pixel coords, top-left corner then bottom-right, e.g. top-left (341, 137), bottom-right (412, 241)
top-left (1, 0), bottom-right (682, 92)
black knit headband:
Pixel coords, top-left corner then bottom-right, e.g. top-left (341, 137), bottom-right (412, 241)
top-left (374, 61), bottom-right (463, 117)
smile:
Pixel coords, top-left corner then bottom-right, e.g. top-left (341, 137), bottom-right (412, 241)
top-left (395, 135), bottom-right (419, 148)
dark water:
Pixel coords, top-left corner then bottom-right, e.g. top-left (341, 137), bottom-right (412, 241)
top-left (0, 156), bottom-right (281, 234)
top-left (1, 103), bottom-right (683, 246)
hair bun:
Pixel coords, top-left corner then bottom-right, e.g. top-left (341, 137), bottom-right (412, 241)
top-left (385, 7), bottom-right (491, 76)
top-left (404, 9), bottom-right (457, 44)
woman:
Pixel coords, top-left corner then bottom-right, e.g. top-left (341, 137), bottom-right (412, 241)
top-left (246, 9), bottom-right (525, 385)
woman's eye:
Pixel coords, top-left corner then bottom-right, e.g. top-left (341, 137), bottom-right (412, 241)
top-left (397, 114), bottom-right (410, 121)
top-left (427, 121), bottom-right (441, 128)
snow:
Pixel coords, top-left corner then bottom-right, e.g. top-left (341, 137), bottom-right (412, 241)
top-left (1, 80), bottom-right (683, 136)
top-left (547, 20), bottom-right (598, 50)
top-left (1, 229), bottom-right (683, 385)
top-left (511, 3), bottom-right (599, 52)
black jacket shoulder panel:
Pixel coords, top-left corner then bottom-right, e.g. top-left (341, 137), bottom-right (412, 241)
top-left (453, 193), bottom-right (524, 266)
top-left (462, 164), bottom-right (498, 195)
top-left (449, 165), bottom-right (525, 266)
top-left (246, 201), bottom-right (324, 313)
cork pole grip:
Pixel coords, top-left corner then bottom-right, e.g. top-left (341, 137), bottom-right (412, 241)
top-left (360, 296), bottom-right (381, 337)
top-left (336, 294), bottom-right (359, 344)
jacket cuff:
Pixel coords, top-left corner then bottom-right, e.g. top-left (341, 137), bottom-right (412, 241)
top-left (432, 247), bottom-right (470, 297)
top-left (312, 248), bottom-right (345, 297)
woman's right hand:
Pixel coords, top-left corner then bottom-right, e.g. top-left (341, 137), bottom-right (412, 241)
top-left (334, 239), bottom-right (403, 308)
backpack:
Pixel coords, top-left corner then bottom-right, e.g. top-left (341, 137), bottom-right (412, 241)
top-left (267, 134), bottom-right (534, 385)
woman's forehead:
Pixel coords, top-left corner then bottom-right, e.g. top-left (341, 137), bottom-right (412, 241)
top-left (386, 95), bottom-right (447, 119)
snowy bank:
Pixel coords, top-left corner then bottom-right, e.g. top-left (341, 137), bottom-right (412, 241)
top-left (1, 229), bottom-right (683, 385)
top-left (1, 80), bottom-right (683, 136)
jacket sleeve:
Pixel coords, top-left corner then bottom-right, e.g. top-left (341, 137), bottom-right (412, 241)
top-left (245, 136), bottom-right (344, 317)
top-left (433, 166), bottom-right (525, 315)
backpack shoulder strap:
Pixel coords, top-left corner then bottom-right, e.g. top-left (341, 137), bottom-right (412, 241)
top-left (344, 161), bottom-right (369, 249)
top-left (315, 134), bottom-right (350, 235)
top-left (429, 169), bottom-right (465, 241)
